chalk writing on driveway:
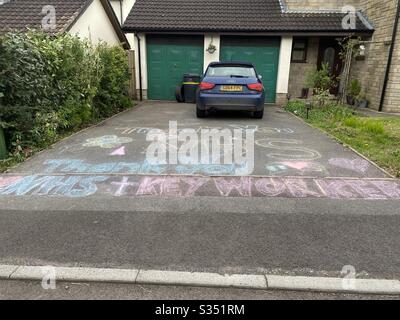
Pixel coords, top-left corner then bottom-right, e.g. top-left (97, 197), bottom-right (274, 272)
top-left (0, 175), bottom-right (399, 200)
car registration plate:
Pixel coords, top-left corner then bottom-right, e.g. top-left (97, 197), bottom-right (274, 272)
top-left (220, 85), bottom-right (243, 92)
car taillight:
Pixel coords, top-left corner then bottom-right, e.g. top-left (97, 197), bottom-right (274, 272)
top-left (199, 82), bottom-right (215, 90)
top-left (247, 83), bottom-right (263, 92)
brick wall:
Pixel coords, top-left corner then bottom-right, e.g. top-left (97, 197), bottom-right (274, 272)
top-left (385, 19), bottom-right (400, 112)
top-left (285, 0), bottom-right (400, 112)
top-left (288, 37), bottom-right (319, 99)
top-left (351, 0), bottom-right (399, 112)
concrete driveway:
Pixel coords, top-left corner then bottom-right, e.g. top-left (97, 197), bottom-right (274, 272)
top-left (0, 102), bottom-right (399, 282)
top-left (5, 101), bottom-right (387, 179)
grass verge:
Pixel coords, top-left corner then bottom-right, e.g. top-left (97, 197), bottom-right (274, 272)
top-left (285, 100), bottom-right (400, 178)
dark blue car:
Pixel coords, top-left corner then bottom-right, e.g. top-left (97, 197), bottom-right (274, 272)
top-left (196, 61), bottom-right (265, 119)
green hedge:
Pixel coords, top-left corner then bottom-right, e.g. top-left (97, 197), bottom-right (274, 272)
top-left (0, 31), bottom-right (132, 157)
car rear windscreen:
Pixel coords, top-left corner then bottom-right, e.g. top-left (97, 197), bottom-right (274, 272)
top-left (206, 65), bottom-right (256, 78)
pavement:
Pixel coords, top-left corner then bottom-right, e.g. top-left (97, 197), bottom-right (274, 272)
top-left (356, 108), bottom-right (400, 118)
top-left (0, 102), bottom-right (399, 297)
top-left (0, 280), bottom-right (398, 300)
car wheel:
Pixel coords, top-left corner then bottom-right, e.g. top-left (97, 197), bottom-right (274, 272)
top-left (175, 85), bottom-right (184, 103)
top-left (253, 110), bottom-right (264, 119)
top-left (196, 107), bottom-right (206, 118)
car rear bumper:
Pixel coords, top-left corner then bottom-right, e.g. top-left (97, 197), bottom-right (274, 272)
top-left (197, 93), bottom-right (265, 111)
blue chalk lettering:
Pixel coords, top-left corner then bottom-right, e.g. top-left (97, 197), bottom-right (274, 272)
top-left (33, 176), bottom-right (80, 196)
top-left (69, 176), bottom-right (109, 197)
top-left (0, 176), bottom-right (55, 196)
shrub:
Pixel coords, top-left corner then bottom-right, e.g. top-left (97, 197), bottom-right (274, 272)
top-left (0, 30), bottom-right (132, 158)
top-left (0, 32), bottom-right (54, 153)
top-left (306, 63), bottom-right (337, 92)
top-left (93, 44), bottom-right (132, 119)
top-left (0, 32), bottom-right (52, 108)
top-left (347, 79), bottom-right (362, 105)
top-left (34, 33), bottom-right (102, 129)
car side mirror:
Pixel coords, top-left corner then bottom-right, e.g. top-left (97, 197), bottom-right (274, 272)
top-left (258, 75), bottom-right (263, 80)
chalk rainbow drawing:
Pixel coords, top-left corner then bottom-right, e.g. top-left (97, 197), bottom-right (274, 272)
top-left (83, 135), bottom-right (133, 149)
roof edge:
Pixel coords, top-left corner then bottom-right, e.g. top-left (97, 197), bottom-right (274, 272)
top-left (99, 0), bottom-right (130, 49)
top-left (356, 10), bottom-right (374, 30)
top-left (63, 0), bottom-right (94, 34)
top-left (122, 27), bottom-right (374, 36)
top-left (66, 0), bottom-right (130, 49)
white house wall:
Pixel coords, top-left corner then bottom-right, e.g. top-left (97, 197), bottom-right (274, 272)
top-left (68, 0), bottom-right (121, 46)
top-left (109, 0), bottom-right (136, 24)
top-left (276, 36), bottom-right (293, 95)
top-left (204, 34), bottom-right (221, 72)
top-left (133, 33), bottom-right (148, 95)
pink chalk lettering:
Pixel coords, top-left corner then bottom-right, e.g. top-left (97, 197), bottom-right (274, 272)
top-left (315, 179), bottom-right (361, 199)
top-left (283, 178), bottom-right (323, 198)
top-left (181, 177), bottom-right (210, 196)
top-left (254, 178), bottom-right (286, 196)
top-left (161, 177), bottom-right (182, 196)
top-left (346, 180), bottom-right (388, 200)
top-left (213, 177), bottom-right (252, 197)
top-left (136, 177), bottom-right (166, 196)
top-left (111, 177), bottom-right (138, 196)
top-left (329, 158), bottom-right (370, 174)
top-left (370, 181), bottom-right (400, 199)
top-left (0, 176), bottom-right (23, 189)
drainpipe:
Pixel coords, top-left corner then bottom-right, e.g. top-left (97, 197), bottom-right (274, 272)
top-left (135, 33), bottom-right (143, 101)
top-left (119, 0), bottom-right (123, 24)
top-left (379, 0), bottom-right (400, 111)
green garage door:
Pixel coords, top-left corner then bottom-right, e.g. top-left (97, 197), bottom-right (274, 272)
top-left (147, 35), bottom-right (204, 100)
top-left (220, 37), bottom-right (280, 103)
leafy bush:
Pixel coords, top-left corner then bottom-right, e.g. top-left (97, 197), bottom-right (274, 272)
top-left (347, 79), bottom-right (361, 98)
top-left (0, 30), bottom-right (132, 159)
top-left (93, 44), bottom-right (132, 118)
top-left (346, 79), bottom-right (362, 106)
top-left (306, 63), bottom-right (337, 92)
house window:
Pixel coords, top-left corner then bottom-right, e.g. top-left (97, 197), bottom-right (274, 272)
top-left (291, 38), bottom-right (308, 63)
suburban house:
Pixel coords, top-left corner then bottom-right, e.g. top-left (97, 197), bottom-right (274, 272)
top-left (0, 0), bottom-right (130, 49)
top-left (122, 0), bottom-right (400, 113)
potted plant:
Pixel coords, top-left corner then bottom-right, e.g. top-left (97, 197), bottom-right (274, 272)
top-left (346, 79), bottom-right (362, 106)
top-left (357, 90), bottom-right (369, 108)
top-left (306, 63), bottom-right (337, 96)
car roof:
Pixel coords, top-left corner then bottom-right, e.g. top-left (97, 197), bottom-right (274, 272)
top-left (208, 61), bottom-right (255, 68)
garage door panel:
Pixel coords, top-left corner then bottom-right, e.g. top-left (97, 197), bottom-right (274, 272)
top-left (220, 37), bottom-right (280, 103)
top-left (147, 35), bottom-right (204, 101)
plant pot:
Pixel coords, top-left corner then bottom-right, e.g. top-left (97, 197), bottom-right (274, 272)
top-left (346, 95), bottom-right (355, 106)
top-left (358, 99), bottom-right (369, 108)
top-left (300, 88), bottom-right (309, 99)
